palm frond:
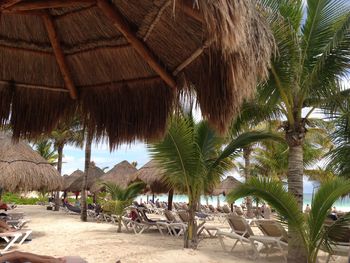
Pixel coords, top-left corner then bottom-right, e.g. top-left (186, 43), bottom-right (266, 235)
top-left (227, 177), bottom-right (304, 230)
top-left (214, 131), bottom-right (286, 167)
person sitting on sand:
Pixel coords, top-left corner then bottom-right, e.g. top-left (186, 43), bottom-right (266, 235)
top-left (0, 251), bottom-right (87, 263)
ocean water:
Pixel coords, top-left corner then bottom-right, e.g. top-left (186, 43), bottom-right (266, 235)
top-left (137, 193), bottom-right (350, 212)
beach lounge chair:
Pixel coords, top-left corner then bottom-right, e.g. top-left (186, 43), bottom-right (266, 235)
top-left (250, 220), bottom-right (288, 262)
top-left (217, 215), bottom-right (256, 254)
top-left (0, 232), bottom-right (22, 252)
top-left (161, 210), bottom-right (187, 237)
top-left (126, 207), bottom-right (162, 234)
top-left (65, 203), bottom-right (81, 214)
top-left (177, 210), bottom-right (218, 237)
top-left (323, 225), bottom-right (350, 263)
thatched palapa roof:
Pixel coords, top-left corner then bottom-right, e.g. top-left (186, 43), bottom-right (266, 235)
top-left (213, 176), bottom-right (241, 196)
top-left (0, 132), bottom-right (63, 191)
top-left (91, 160), bottom-right (137, 192)
top-left (130, 160), bottom-right (169, 194)
top-left (0, 0), bottom-right (274, 147)
top-left (63, 169), bottom-right (84, 191)
top-left (66, 163), bottom-right (104, 192)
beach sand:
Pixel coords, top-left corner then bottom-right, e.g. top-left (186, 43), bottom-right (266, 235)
top-left (8, 205), bottom-right (347, 263)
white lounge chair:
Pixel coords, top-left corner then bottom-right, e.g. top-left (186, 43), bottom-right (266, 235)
top-left (0, 232), bottom-right (22, 252)
top-left (217, 215), bottom-right (255, 254)
top-left (250, 220), bottom-right (288, 262)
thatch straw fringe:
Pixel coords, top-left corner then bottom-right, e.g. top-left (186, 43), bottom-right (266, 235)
top-left (80, 79), bottom-right (175, 149)
top-left (0, 81), bottom-right (13, 126)
top-left (10, 88), bottom-right (74, 139)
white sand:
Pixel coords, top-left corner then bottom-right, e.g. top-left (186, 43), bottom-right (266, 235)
top-left (6, 205), bottom-right (346, 263)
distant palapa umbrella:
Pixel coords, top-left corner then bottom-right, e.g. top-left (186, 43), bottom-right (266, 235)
top-left (0, 132), bottom-right (63, 192)
top-left (130, 160), bottom-right (169, 194)
top-left (213, 176), bottom-right (241, 196)
top-left (90, 160), bottom-right (137, 192)
top-left (67, 162), bottom-right (104, 192)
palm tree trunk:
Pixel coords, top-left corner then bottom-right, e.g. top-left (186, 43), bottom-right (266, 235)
top-left (118, 215), bottom-right (122, 233)
top-left (167, 188), bottom-right (174, 210)
top-left (243, 147), bottom-right (254, 218)
top-left (286, 127), bottom-right (306, 263)
top-left (81, 131), bottom-right (92, 222)
top-left (185, 197), bottom-right (198, 249)
top-left (54, 144), bottom-right (64, 211)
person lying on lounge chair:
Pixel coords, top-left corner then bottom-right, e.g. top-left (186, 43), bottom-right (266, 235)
top-left (0, 200), bottom-right (16, 212)
top-left (0, 220), bottom-right (16, 232)
top-left (0, 251), bottom-right (87, 263)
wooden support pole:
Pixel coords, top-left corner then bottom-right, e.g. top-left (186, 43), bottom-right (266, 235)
top-left (6, 0), bottom-right (95, 11)
top-left (97, 0), bottom-right (176, 89)
top-left (42, 14), bottom-right (78, 99)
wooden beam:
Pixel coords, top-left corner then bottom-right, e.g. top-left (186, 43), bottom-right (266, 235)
top-left (7, 0), bottom-right (95, 11)
top-left (83, 76), bottom-right (161, 89)
top-left (0, 44), bottom-right (53, 56)
top-left (173, 38), bottom-right (213, 76)
top-left (0, 0), bottom-right (22, 10)
top-left (42, 14), bottom-right (78, 99)
top-left (2, 9), bottom-right (45, 15)
top-left (0, 80), bottom-right (68, 93)
top-left (97, 0), bottom-right (176, 90)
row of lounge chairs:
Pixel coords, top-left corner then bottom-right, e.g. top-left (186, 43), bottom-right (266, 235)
top-left (0, 211), bottom-right (33, 253)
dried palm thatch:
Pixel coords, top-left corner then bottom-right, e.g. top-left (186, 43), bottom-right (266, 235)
top-left (63, 169), bottom-right (84, 190)
top-left (66, 162), bottom-right (104, 192)
top-left (90, 160), bottom-right (137, 192)
top-left (212, 176), bottom-right (241, 196)
top-left (0, 132), bottom-right (63, 192)
top-left (130, 160), bottom-right (169, 194)
top-left (0, 0), bottom-right (274, 146)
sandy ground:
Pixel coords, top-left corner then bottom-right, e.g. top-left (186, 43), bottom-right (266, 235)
top-left (3, 205), bottom-right (346, 263)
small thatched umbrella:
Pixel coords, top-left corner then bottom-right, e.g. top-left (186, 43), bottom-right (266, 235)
top-left (0, 132), bottom-right (63, 192)
top-left (90, 160), bottom-right (137, 192)
top-left (63, 169), bottom-right (84, 191)
top-left (213, 176), bottom-right (241, 209)
top-left (130, 160), bottom-right (173, 208)
top-left (130, 160), bottom-right (169, 194)
top-left (67, 163), bottom-right (104, 192)
top-left (0, 1), bottom-right (274, 148)
top-left (213, 176), bottom-right (241, 196)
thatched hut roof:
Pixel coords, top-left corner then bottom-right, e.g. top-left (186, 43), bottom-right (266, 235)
top-left (91, 160), bottom-right (137, 192)
top-left (66, 163), bottom-right (104, 192)
top-left (63, 169), bottom-right (84, 190)
top-left (213, 176), bottom-right (241, 196)
top-left (130, 160), bottom-right (169, 194)
top-left (0, 0), bottom-right (274, 148)
top-left (0, 132), bottom-right (63, 191)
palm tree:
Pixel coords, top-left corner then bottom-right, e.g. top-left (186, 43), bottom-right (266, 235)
top-left (34, 140), bottom-right (58, 165)
top-left (255, 1), bottom-right (349, 260)
top-left (149, 116), bottom-right (232, 248)
top-left (51, 118), bottom-right (83, 211)
top-left (81, 130), bottom-right (93, 222)
top-left (257, 0), bottom-right (350, 210)
top-left (103, 181), bottom-right (145, 232)
top-left (227, 177), bottom-right (350, 263)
